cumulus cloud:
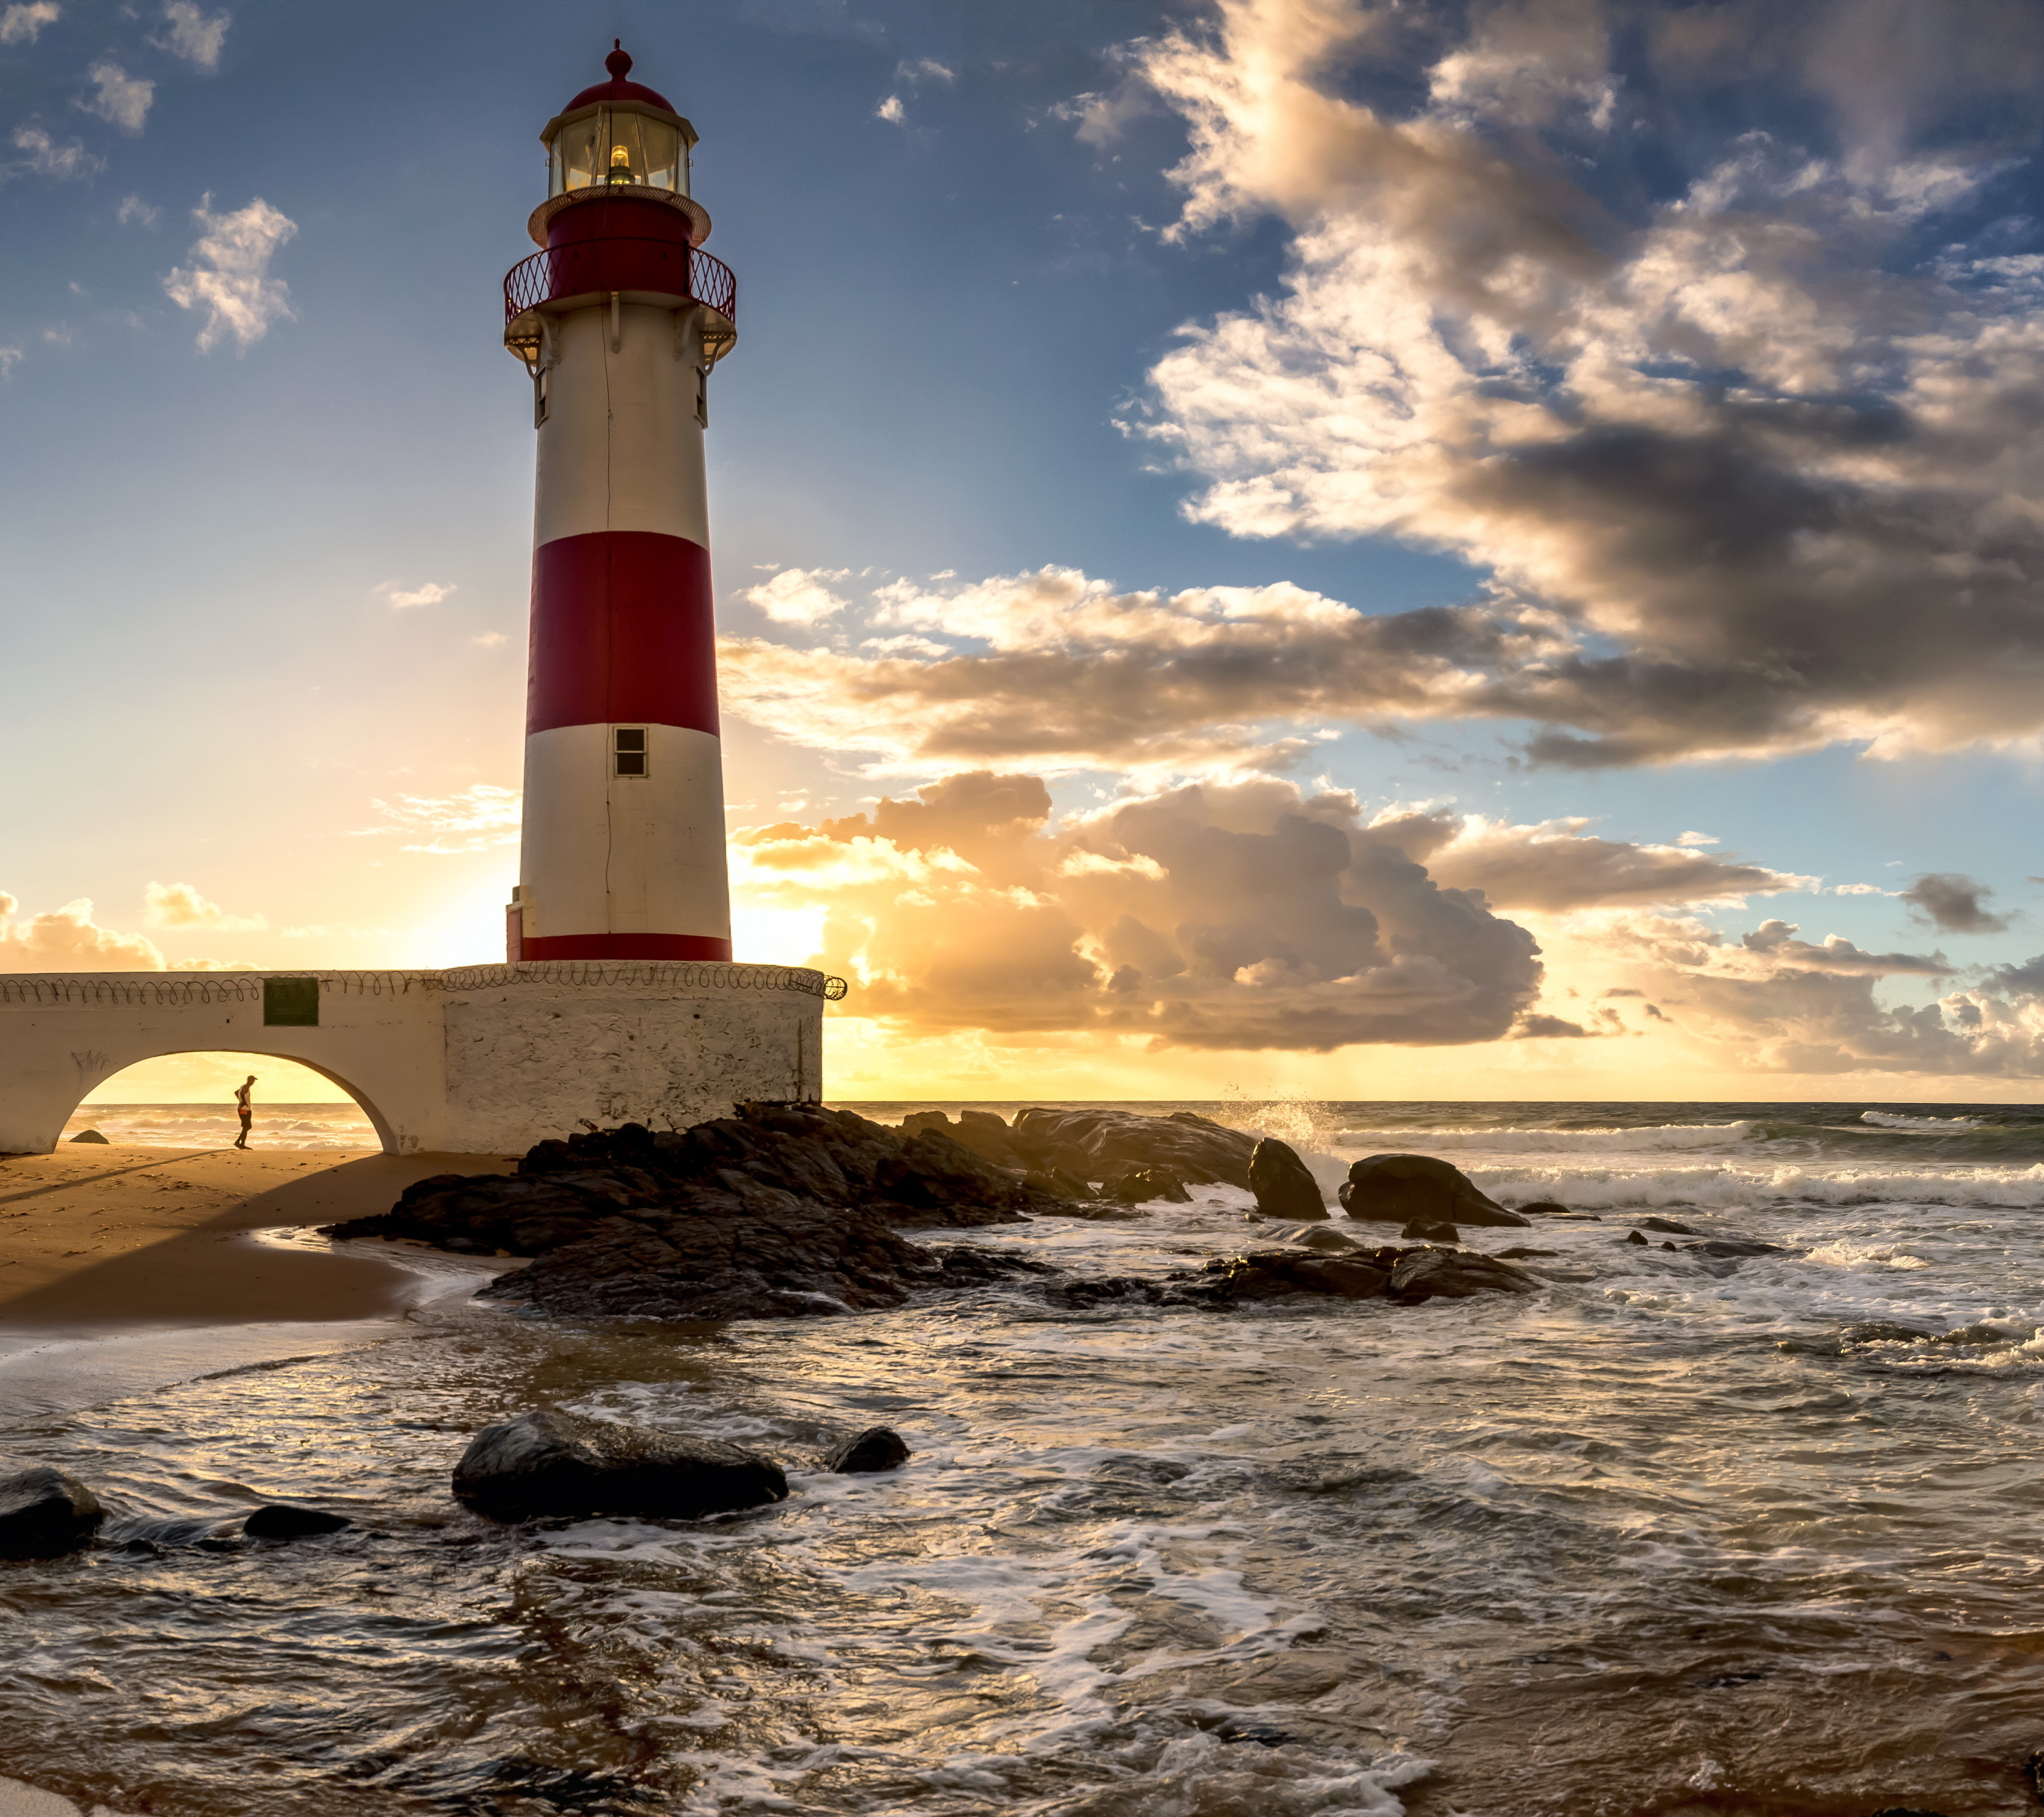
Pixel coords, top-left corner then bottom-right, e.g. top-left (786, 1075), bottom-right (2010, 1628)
top-left (1899, 871), bottom-right (2009, 935)
top-left (156, 0), bottom-right (228, 70)
top-left (1053, 0), bottom-right (2044, 769)
top-left (719, 564), bottom-right (1568, 773)
top-left (0, 2), bottom-right (59, 45)
top-left (0, 893), bottom-right (165, 971)
top-left (877, 95), bottom-right (905, 124)
top-left (82, 60), bottom-right (152, 133)
top-left (375, 579), bottom-right (456, 609)
top-left (736, 769), bottom-right (1544, 1050)
top-left (743, 567), bottom-right (850, 626)
top-left (116, 193), bottom-right (157, 226)
top-left (143, 880), bottom-right (265, 931)
top-left (163, 194), bottom-right (295, 351)
top-left (10, 123), bottom-right (99, 181)
top-left (353, 784), bottom-right (520, 855)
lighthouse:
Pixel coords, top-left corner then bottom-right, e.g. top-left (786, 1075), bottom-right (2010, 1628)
top-left (502, 43), bottom-right (738, 963)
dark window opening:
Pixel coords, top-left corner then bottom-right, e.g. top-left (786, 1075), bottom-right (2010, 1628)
top-left (263, 977), bottom-right (320, 1027)
top-left (614, 727), bottom-right (648, 776)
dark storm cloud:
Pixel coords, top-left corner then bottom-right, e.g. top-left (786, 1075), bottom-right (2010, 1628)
top-left (1899, 872), bottom-right (2011, 935)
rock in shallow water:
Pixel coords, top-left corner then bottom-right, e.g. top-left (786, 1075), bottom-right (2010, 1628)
top-left (825, 1427), bottom-right (910, 1473)
top-left (1007, 1107), bottom-right (1256, 1187)
top-left (1248, 1138), bottom-right (1328, 1221)
top-left (244, 1504), bottom-right (352, 1539)
top-left (453, 1410), bottom-right (788, 1524)
top-left (0, 1465), bottom-right (104, 1559)
top-left (1337, 1153), bottom-right (1530, 1228)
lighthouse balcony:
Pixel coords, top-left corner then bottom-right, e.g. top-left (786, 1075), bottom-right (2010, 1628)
top-left (505, 241), bottom-right (736, 367)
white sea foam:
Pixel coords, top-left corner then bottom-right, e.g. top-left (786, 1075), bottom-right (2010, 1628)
top-left (1859, 1110), bottom-right (1984, 1132)
top-left (1333, 1122), bottom-right (1755, 1155)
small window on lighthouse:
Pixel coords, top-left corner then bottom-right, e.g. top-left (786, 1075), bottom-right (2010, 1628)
top-left (614, 727), bottom-right (649, 776)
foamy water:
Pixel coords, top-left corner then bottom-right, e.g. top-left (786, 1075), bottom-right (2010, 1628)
top-left (4, 1099), bottom-right (2044, 1815)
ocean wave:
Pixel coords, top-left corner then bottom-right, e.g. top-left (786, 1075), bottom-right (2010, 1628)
top-left (1463, 1161), bottom-right (2044, 1212)
top-left (1859, 1110), bottom-right (1985, 1133)
top-left (1331, 1122), bottom-right (1755, 1155)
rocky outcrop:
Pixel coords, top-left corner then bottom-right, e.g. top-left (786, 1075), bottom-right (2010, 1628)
top-left (825, 1427), bottom-right (910, 1473)
top-left (1055, 1241), bottom-right (1539, 1310)
top-left (67, 1129), bottom-right (109, 1144)
top-left (1101, 1166), bottom-right (1192, 1204)
top-left (0, 1465), bottom-right (104, 1559)
top-left (1282, 1225), bottom-right (1358, 1253)
top-left (243, 1504), bottom-right (352, 1539)
top-left (324, 1103), bottom-right (1075, 1323)
top-left (1338, 1154), bottom-right (1529, 1228)
top-left (1248, 1138), bottom-right (1327, 1221)
top-left (1007, 1107), bottom-right (1257, 1187)
top-left (453, 1409), bottom-right (788, 1524)
top-left (1385, 1246), bottom-right (1541, 1301)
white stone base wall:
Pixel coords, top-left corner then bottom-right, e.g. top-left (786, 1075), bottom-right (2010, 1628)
top-left (0, 963), bottom-right (829, 1157)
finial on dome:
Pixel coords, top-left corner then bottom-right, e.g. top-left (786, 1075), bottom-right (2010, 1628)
top-left (606, 40), bottom-right (632, 81)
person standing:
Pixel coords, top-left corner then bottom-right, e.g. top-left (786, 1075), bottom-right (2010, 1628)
top-left (233, 1075), bottom-right (256, 1149)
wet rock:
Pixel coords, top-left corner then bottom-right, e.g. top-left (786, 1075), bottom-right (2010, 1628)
top-left (1184, 1248), bottom-right (1393, 1305)
top-left (1284, 1225), bottom-right (1359, 1253)
top-left (1637, 1215), bottom-right (1700, 1234)
top-left (1660, 1241), bottom-right (1678, 1251)
top-left (1867, 1808), bottom-right (1950, 1816)
top-left (324, 1104), bottom-right (1076, 1323)
top-left (244, 1503), bottom-right (352, 1539)
top-left (825, 1427), bottom-right (910, 1473)
top-left (1008, 1107), bottom-right (1256, 1187)
top-left (1842, 1322), bottom-right (1937, 1346)
top-left (0, 1465), bottom-right (105, 1559)
top-left (1101, 1166), bottom-right (1192, 1204)
top-left (1337, 1154), bottom-right (1529, 1228)
top-left (1400, 1218), bottom-right (1459, 1243)
top-left (67, 1129), bottom-right (109, 1144)
top-left (1935, 1322), bottom-right (2020, 1346)
top-left (453, 1409), bottom-right (788, 1524)
top-left (1683, 1239), bottom-right (1786, 1258)
top-left (1517, 1198), bottom-right (1570, 1215)
top-left (1055, 1275), bottom-right (1167, 1309)
top-left (901, 1109), bottom-right (1027, 1169)
top-left (1495, 1246), bottom-right (1559, 1259)
top-left (1386, 1246), bottom-right (1541, 1303)
top-left (2021, 1748), bottom-right (2043, 1803)
top-left (1024, 1166), bottom-right (1094, 1200)
top-left (1624, 1230), bottom-right (1650, 1246)
top-left (1247, 1138), bottom-right (1327, 1222)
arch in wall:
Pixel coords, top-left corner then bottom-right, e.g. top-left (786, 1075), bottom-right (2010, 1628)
top-left (62, 1048), bottom-right (400, 1153)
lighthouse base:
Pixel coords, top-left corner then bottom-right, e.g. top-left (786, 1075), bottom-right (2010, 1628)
top-left (0, 962), bottom-right (828, 1157)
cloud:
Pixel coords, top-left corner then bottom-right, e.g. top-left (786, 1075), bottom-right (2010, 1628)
top-left (353, 784), bottom-right (520, 855)
top-left (1375, 812), bottom-right (1813, 911)
top-left (0, 346), bottom-right (21, 378)
top-left (116, 194), bottom-right (157, 226)
top-left (718, 564), bottom-right (1569, 774)
top-left (895, 57), bottom-right (954, 84)
top-left (1899, 871), bottom-right (2010, 935)
top-left (0, 2), bottom-right (58, 45)
top-left (743, 566), bottom-right (850, 625)
top-left (156, 0), bottom-right (228, 70)
top-left (735, 769), bottom-right (1544, 1050)
top-left (82, 60), bottom-right (152, 133)
top-left (162, 194), bottom-right (295, 351)
top-left (1065, 0), bottom-right (2044, 769)
top-left (0, 892), bottom-right (165, 971)
top-left (375, 579), bottom-right (456, 609)
top-left (876, 95), bottom-right (906, 124)
top-left (1676, 831), bottom-right (1718, 848)
top-left (143, 880), bottom-right (265, 931)
top-left (10, 123), bottom-right (100, 181)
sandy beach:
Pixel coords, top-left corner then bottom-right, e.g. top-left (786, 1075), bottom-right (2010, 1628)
top-left (0, 1143), bottom-right (513, 1327)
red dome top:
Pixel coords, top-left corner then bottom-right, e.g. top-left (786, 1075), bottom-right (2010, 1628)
top-left (564, 42), bottom-right (677, 114)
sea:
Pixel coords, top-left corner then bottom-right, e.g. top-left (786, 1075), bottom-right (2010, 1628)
top-left (7, 1099), bottom-right (2044, 1817)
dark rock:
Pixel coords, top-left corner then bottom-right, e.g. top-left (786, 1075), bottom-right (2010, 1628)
top-left (1008, 1107), bottom-right (1256, 1187)
top-left (1660, 1241), bottom-right (1678, 1251)
top-left (1495, 1246), bottom-right (1559, 1259)
top-left (1247, 1138), bottom-right (1328, 1221)
top-left (1024, 1166), bottom-right (1094, 1200)
top-left (1842, 1322), bottom-right (1936, 1346)
top-left (824, 1427), bottom-right (909, 1473)
top-left (902, 1109), bottom-right (1027, 1168)
top-left (244, 1503), bottom-right (352, 1539)
top-left (1184, 1248), bottom-right (1393, 1305)
top-left (1517, 1199), bottom-right (1569, 1215)
top-left (1337, 1154), bottom-right (1529, 1228)
top-left (67, 1129), bottom-right (109, 1144)
top-left (1637, 1215), bottom-right (1700, 1234)
top-left (1400, 1219), bottom-right (1459, 1243)
top-left (1056, 1275), bottom-right (1169, 1309)
top-left (453, 1409), bottom-right (788, 1524)
top-left (1935, 1322), bottom-right (2018, 1346)
top-left (1867, 1808), bottom-right (1950, 1816)
top-left (1387, 1246), bottom-right (1541, 1303)
top-left (322, 1104), bottom-right (1078, 1323)
top-left (1101, 1166), bottom-right (1192, 1204)
top-left (2021, 1748), bottom-right (2043, 1804)
top-left (1284, 1225), bottom-right (1358, 1253)
top-left (1624, 1230), bottom-right (1650, 1246)
top-left (1683, 1239), bottom-right (1786, 1258)
top-left (0, 1465), bottom-right (104, 1559)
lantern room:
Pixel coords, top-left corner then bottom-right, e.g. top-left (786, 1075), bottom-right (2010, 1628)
top-left (540, 43), bottom-right (697, 199)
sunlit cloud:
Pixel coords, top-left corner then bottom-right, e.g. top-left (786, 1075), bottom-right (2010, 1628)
top-left (0, 892), bottom-right (164, 972)
top-left (375, 579), bottom-right (456, 609)
top-left (143, 879), bottom-right (266, 932)
top-left (0, 2), bottom-right (60, 45)
top-left (163, 193), bottom-right (296, 351)
top-left (81, 61), bottom-right (153, 133)
top-left (155, 1), bottom-right (229, 71)
top-left (743, 566), bottom-right (850, 625)
top-left (353, 784), bottom-right (521, 855)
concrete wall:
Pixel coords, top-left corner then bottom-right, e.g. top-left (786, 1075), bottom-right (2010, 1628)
top-left (0, 962), bottom-right (826, 1157)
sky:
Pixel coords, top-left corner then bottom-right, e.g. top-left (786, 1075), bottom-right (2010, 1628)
top-left (9, 0), bottom-right (2044, 1103)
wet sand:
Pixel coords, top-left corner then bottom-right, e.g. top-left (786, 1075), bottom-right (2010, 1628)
top-left (0, 1143), bottom-right (513, 1327)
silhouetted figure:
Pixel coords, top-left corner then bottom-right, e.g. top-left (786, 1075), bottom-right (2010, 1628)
top-left (233, 1075), bottom-right (256, 1150)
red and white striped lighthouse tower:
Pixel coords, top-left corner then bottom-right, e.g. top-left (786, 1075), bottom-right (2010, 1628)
top-left (502, 44), bottom-right (738, 962)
